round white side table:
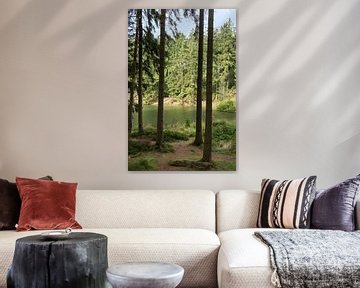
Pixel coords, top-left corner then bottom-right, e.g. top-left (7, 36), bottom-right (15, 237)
top-left (106, 262), bottom-right (184, 288)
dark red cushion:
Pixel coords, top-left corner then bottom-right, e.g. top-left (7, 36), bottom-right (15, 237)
top-left (16, 177), bottom-right (82, 231)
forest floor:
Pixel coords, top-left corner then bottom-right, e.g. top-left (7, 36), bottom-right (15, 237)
top-left (128, 136), bottom-right (236, 171)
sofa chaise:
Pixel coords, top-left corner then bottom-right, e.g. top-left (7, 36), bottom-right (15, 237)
top-left (216, 190), bottom-right (360, 288)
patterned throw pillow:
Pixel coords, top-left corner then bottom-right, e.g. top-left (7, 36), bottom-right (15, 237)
top-left (257, 176), bottom-right (317, 229)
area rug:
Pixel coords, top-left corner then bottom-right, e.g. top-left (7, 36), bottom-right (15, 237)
top-left (255, 230), bottom-right (360, 288)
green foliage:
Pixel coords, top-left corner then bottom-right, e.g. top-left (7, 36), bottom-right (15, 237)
top-left (166, 122), bottom-right (196, 138)
top-left (133, 127), bottom-right (190, 142)
top-left (212, 121), bottom-right (236, 154)
top-left (166, 33), bottom-right (198, 103)
top-left (163, 130), bottom-right (189, 142)
top-left (216, 99), bottom-right (236, 113)
top-left (213, 160), bottom-right (236, 171)
top-left (142, 128), bottom-right (157, 138)
top-left (156, 143), bottom-right (175, 153)
top-left (128, 158), bottom-right (158, 171)
top-left (128, 140), bottom-right (154, 155)
top-left (212, 121), bottom-right (236, 142)
top-left (130, 11), bottom-right (236, 104)
top-left (213, 19), bottom-right (236, 100)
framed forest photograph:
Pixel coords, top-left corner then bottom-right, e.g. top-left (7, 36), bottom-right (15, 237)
top-left (128, 9), bottom-right (236, 171)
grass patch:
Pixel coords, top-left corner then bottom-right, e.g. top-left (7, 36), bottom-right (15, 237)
top-left (128, 158), bottom-right (158, 171)
top-left (213, 160), bottom-right (236, 171)
top-left (216, 99), bottom-right (236, 113)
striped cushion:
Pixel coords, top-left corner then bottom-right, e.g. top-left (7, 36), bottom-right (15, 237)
top-left (257, 176), bottom-right (316, 229)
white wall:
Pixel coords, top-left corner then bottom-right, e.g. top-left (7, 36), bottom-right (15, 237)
top-left (0, 0), bottom-right (359, 191)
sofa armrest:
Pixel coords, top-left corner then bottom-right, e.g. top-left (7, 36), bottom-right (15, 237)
top-left (356, 200), bottom-right (360, 230)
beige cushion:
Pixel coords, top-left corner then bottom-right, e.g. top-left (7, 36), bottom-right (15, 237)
top-left (0, 228), bottom-right (220, 288)
top-left (216, 190), bottom-right (260, 233)
top-left (217, 228), bottom-right (276, 288)
top-left (77, 190), bottom-right (216, 231)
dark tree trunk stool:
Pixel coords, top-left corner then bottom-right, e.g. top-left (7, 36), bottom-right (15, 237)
top-left (7, 232), bottom-right (108, 288)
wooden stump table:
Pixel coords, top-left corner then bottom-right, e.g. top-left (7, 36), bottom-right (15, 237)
top-left (7, 232), bottom-right (108, 288)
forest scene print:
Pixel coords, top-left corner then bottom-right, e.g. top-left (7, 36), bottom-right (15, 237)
top-left (128, 9), bottom-right (236, 171)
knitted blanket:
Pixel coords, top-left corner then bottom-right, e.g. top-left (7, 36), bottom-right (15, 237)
top-left (255, 230), bottom-right (360, 288)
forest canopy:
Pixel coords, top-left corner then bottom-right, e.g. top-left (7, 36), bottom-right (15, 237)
top-left (128, 9), bottom-right (236, 105)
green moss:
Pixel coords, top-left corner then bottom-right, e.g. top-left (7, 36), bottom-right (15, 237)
top-left (128, 158), bottom-right (158, 171)
top-left (213, 160), bottom-right (236, 171)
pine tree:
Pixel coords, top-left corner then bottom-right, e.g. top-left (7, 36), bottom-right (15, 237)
top-left (128, 10), bottom-right (138, 135)
top-left (194, 9), bottom-right (204, 146)
top-left (137, 9), bottom-right (144, 134)
top-left (202, 9), bottom-right (214, 162)
top-left (156, 9), bottom-right (166, 147)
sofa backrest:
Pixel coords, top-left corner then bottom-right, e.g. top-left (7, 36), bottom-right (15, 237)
top-left (217, 190), bottom-right (360, 233)
top-left (216, 190), bottom-right (260, 233)
top-left (76, 190), bottom-right (216, 231)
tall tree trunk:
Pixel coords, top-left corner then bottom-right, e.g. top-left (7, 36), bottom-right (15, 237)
top-left (128, 17), bottom-right (139, 135)
top-left (156, 9), bottom-right (166, 147)
top-left (194, 9), bottom-right (204, 146)
top-left (202, 9), bottom-right (214, 162)
top-left (137, 9), bottom-right (144, 134)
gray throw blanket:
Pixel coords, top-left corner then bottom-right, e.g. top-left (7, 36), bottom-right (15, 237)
top-left (255, 230), bottom-right (360, 288)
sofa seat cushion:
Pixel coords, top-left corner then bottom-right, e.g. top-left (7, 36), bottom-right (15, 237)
top-left (0, 228), bottom-right (219, 288)
top-left (218, 228), bottom-right (281, 288)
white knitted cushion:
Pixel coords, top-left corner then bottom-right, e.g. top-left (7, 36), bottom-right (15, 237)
top-left (76, 190), bottom-right (216, 231)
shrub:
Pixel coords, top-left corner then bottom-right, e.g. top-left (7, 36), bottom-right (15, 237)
top-left (212, 121), bottom-right (236, 142)
top-left (163, 130), bottom-right (189, 142)
top-left (216, 99), bottom-right (236, 113)
top-left (128, 140), bottom-right (154, 155)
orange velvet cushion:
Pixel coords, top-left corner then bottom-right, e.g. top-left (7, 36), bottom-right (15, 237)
top-left (16, 177), bottom-right (82, 231)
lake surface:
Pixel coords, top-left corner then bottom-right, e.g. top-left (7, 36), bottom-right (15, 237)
top-left (133, 105), bottom-right (236, 128)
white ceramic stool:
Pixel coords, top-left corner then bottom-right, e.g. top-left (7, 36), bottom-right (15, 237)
top-left (106, 262), bottom-right (184, 288)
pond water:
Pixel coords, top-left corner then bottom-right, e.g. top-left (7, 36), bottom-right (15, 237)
top-left (133, 105), bottom-right (236, 128)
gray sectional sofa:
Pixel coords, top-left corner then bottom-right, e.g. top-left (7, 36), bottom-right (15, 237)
top-left (0, 189), bottom-right (359, 288)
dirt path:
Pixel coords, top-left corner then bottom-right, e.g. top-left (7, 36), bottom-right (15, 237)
top-left (130, 139), bottom-right (235, 171)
